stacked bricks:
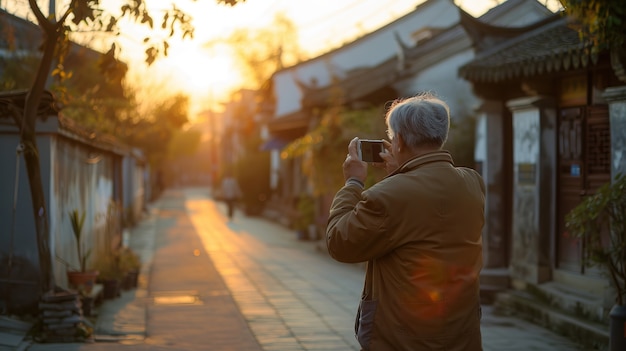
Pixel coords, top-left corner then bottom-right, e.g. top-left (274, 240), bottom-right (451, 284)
top-left (38, 289), bottom-right (93, 342)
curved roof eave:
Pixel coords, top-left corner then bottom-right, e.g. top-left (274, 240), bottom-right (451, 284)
top-left (458, 15), bottom-right (594, 83)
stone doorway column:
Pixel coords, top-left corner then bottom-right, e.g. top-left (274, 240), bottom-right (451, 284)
top-left (507, 96), bottom-right (556, 287)
top-left (475, 101), bottom-right (510, 269)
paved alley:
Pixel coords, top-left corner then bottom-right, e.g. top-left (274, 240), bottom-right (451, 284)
top-left (22, 188), bottom-right (584, 351)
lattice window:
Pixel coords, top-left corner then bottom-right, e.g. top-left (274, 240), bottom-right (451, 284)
top-left (559, 108), bottom-right (582, 163)
top-left (586, 108), bottom-right (611, 175)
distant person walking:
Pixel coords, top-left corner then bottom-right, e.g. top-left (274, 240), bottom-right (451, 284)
top-left (326, 93), bottom-right (485, 350)
top-left (220, 174), bottom-right (242, 220)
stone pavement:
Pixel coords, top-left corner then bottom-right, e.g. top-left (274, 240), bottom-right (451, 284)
top-left (19, 187), bottom-right (585, 350)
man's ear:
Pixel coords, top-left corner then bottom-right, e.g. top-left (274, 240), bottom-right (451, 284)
top-left (396, 133), bottom-right (405, 152)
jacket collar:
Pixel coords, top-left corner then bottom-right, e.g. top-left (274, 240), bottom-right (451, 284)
top-left (387, 150), bottom-right (454, 178)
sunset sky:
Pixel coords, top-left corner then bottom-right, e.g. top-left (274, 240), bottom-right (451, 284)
top-left (6, 0), bottom-right (560, 117)
top-left (113, 0), bottom-right (521, 116)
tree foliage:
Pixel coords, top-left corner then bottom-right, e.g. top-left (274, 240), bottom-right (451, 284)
top-left (566, 173), bottom-right (626, 306)
top-left (283, 106), bottom-right (388, 196)
top-left (123, 93), bottom-right (190, 167)
top-left (559, 0), bottom-right (626, 51)
top-left (220, 90), bottom-right (272, 214)
top-left (12, 0), bottom-right (245, 293)
top-left (161, 128), bottom-right (204, 187)
top-left (0, 55), bottom-right (39, 91)
top-left (167, 129), bottom-right (202, 158)
top-left (234, 135), bottom-right (271, 215)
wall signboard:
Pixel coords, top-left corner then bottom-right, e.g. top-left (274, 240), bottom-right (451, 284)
top-left (518, 163), bottom-right (536, 185)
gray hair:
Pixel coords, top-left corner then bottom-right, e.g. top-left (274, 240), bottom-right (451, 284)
top-left (385, 92), bottom-right (450, 149)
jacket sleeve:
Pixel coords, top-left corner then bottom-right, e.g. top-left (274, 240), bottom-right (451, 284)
top-left (326, 183), bottom-right (390, 263)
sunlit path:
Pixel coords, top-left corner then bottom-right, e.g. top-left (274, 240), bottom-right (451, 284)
top-left (185, 188), bottom-right (362, 351)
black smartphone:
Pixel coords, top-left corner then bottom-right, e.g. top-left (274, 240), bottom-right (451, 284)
top-left (358, 139), bottom-right (385, 163)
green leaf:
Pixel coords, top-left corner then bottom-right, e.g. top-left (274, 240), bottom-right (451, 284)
top-left (71, 1), bottom-right (96, 25)
top-left (162, 13), bottom-right (169, 29)
top-left (564, 172), bottom-right (626, 304)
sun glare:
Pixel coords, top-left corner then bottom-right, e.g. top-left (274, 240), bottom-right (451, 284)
top-left (158, 44), bottom-right (243, 100)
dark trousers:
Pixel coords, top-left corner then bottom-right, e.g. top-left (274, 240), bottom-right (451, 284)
top-left (226, 199), bottom-right (235, 219)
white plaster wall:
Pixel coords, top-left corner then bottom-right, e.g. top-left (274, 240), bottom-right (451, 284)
top-left (273, 73), bottom-right (305, 117)
top-left (273, 0), bottom-right (460, 118)
top-left (51, 137), bottom-right (117, 287)
top-left (393, 50), bottom-right (479, 120)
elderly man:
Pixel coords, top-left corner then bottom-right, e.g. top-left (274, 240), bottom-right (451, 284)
top-left (326, 93), bottom-right (485, 351)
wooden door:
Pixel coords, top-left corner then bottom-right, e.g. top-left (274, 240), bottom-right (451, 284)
top-left (556, 106), bottom-right (610, 273)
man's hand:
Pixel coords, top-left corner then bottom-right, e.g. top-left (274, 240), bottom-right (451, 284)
top-left (343, 137), bottom-right (367, 183)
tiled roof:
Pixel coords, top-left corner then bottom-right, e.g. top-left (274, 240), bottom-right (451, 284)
top-left (0, 90), bottom-right (126, 155)
top-left (0, 90), bottom-right (58, 119)
top-left (459, 16), bottom-right (594, 83)
top-left (299, 55), bottom-right (401, 109)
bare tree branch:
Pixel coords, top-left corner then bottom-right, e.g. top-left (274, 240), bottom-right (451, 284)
top-left (27, 0), bottom-right (54, 33)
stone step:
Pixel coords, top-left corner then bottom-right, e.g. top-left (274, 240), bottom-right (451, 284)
top-left (529, 281), bottom-right (607, 323)
top-left (480, 268), bottom-right (510, 305)
top-left (495, 289), bottom-right (609, 351)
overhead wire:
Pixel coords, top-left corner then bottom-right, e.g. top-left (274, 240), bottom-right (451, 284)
top-left (295, 0), bottom-right (419, 52)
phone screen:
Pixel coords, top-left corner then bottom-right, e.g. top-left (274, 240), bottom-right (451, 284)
top-left (358, 140), bottom-right (384, 163)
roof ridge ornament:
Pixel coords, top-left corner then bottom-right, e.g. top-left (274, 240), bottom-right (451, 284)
top-left (610, 45), bottom-right (626, 83)
top-left (393, 31), bottom-right (409, 71)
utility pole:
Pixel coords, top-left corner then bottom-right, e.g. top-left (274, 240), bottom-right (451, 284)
top-left (45, 0), bottom-right (57, 89)
top-left (48, 0), bottom-right (55, 20)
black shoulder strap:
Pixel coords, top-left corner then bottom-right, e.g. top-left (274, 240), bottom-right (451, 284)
top-left (361, 260), bottom-right (374, 300)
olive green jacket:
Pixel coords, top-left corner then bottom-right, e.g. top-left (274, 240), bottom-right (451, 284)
top-left (327, 150), bottom-right (485, 351)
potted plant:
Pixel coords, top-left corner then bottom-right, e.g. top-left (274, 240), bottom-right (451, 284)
top-left (92, 254), bottom-right (124, 299)
top-left (234, 138), bottom-right (271, 216)
top-left (66, 209), bottom-right (99, 294)
top-left (293, 193), bottom-right (315, 240)
top-left (565, 173), bottom-right (626, 351)
top-left (119, 247), bottom-right (141, 289)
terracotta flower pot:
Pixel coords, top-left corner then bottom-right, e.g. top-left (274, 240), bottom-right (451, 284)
top-left (123, 270), bottom-right (139, 290)
top-left (100, 278), bottom-right (121, 299)
top-left (67, 270), bottom-right (99, 293)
